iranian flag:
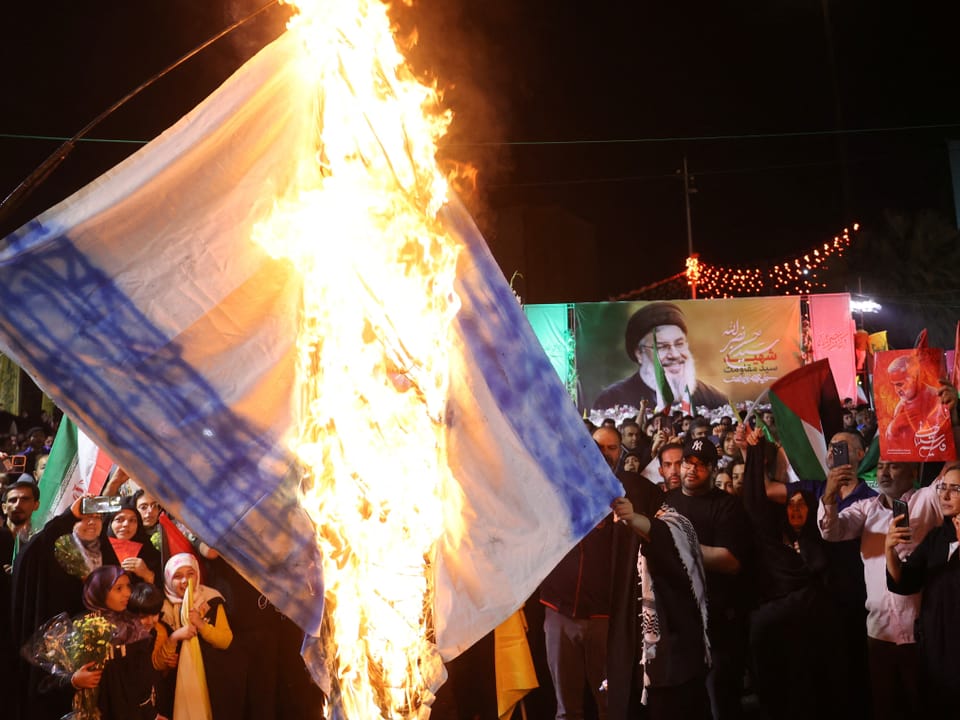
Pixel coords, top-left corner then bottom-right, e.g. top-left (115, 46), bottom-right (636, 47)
top-left (769, 359), bottom-right (843, 481)
top-left (33, 416), bottom-right (114, 527)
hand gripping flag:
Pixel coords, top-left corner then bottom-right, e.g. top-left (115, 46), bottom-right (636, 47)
top-left (0, 27), bottom-right (622, 678)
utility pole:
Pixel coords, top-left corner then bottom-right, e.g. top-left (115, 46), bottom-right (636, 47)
top-left (681, 155), bottom-right (697, 298)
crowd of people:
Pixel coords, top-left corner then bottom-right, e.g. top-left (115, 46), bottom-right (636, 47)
top-left (0, 416), bottom-right (325, 720)
top-left (3, 373), bottom-right (960, 720)
top-left (535, 387), bottom-right (959, 720)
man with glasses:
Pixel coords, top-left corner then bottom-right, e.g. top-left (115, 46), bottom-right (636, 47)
top-left (666, 437), bottom-right (751, 720)
top-left (592, 302), bottom-right (729, 413)
top-left (818, 443), bottom-right (947, 720)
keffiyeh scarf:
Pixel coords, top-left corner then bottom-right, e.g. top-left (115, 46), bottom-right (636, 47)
top-left (637, 507), bottom-right (710, 704)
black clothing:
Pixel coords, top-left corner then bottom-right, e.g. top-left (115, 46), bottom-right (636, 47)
top-left (1, 524), bottom-right (15, 568)
top-left (607, 471), bottom-right (709, 720)
top-left (741, 441), bottom-right (845, 720)
top-left (540, 517), bottom-right (613, 619)
top-left (97, 636), bottom-right (160, 720)
top-left (100, 534), bottom-right (161, 589)
top-left (202, 555), bottom-right (325, 720)
top-left (641, 518), bottom-right (709, 691)
top-left (663, 487), bottom-right (750, 720)
top-left (593, 372), bottom-right (729, 413)
top-left (662, 488), bottom-right (751, 626)
top-left (887, 517), bottom-right (960, 713)
top-left (103, 499), bottom-right (162, 589)
top-left (867, 637), bottom-right (920, 720)
top-left (10, 508), bottom-right (88, 720)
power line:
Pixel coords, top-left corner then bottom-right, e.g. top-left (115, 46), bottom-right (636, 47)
top-left (5, 120), bottom-right (959, 151)
top-left (487, 148), bottom-right (929, 190)
top-left (456, 121), bottom-right (960, 147)
top-left (0, 0), bottom-right (280, 224)
top-left (0, 133), bottom-right (145, 145)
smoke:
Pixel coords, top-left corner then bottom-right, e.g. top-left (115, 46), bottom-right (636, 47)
top-left (222, 0), bottom-right (295, 64)
top-left (218, 1), bottom-right (513, 238)
top-left (388, 1), bottom-right (516, 239)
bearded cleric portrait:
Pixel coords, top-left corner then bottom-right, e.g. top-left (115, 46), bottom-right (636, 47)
top-left (592, 302), bottom-right (729, 413)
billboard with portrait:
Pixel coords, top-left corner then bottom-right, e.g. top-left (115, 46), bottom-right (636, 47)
top-left (874, 348), bottom-right (956, 462)
top-left (576, 297), bottom-right (803, 416)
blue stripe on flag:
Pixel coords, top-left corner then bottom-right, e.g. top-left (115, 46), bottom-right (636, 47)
top-left (0, 223), bottom-right (324, 635)
top-left (443, 201), bottom-right (622, 539)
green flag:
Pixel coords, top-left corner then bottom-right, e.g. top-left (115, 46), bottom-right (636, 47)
top-left (651, 328), bottom-right (674, 411)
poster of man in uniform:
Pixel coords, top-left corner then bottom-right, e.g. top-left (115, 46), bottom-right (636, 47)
top-left (576, 297), bottom-right (803, 416)
top-left (874, 348), bottom-right (956, 461)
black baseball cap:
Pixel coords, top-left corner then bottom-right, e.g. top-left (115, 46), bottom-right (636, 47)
top-left (683, 436), bottom-right (719, 466)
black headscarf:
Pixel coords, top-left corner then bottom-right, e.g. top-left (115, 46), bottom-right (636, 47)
top-left (104, 496), bottom-right (150, 544)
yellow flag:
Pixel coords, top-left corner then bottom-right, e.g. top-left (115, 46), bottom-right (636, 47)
top-left (174, 579), bottom-right (213, 720)
top-left (495, 609), bottom-right (538, 720)
top-left (869, 331), bottom-right (888, 353)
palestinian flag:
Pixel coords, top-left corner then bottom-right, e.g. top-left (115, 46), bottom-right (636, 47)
top-left (652, 328), bottom-right (674, 411)
top-left (858, 434), bottom-right (880, 485)
top-left (34, 416), bottom-right (114, 528)
top-left (769, 360), bottom-right (843, 481)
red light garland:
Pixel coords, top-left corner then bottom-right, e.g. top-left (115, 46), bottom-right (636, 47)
top-left (684, 223), bottom-right (858, 297)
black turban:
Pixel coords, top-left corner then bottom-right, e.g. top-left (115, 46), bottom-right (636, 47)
top-left (624, 302), bottom-right (687, 361)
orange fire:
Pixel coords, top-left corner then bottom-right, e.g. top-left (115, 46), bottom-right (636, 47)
top-left (253, 1), bottom-right (465, 716)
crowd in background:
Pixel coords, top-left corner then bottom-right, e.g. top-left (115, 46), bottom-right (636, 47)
top-left (511, 388), bottom-right (958, 720)
top-left (0, 410), bottom-right (324, 720)
top-left (2, 381), bottom-right (959, 720)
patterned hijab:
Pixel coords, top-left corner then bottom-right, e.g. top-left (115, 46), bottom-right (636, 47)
top-left (82, 565), bottom-right (126, 612)
top-left (81, 566), bottom-right (150, 644)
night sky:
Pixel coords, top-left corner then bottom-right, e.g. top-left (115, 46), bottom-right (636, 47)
top-left (3, 1), bottom-right (959, 302)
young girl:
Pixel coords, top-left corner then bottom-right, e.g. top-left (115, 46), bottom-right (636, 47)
top-left (160, 553), bottom-right (233, 718)
top-left (36, 566), bottom-right (159, 720)
top-left (129, 582), bottom-right (195, 673)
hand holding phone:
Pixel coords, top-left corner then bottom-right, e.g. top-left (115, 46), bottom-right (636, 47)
top-left (80, 496), bottom-right (123, 515)
top-left (892, 498), bottom-right (910, 529)
top-left (830, 441), bottom-right (850, 468)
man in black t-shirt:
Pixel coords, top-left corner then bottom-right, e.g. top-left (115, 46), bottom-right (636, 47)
top-left (665, 436), bottom-right (751, 720)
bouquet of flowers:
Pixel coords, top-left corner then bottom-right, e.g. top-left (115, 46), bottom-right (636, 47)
top-left (23, 611), bottom-right (118, 720)
top-left (54, 535), bottom-right (95, 580)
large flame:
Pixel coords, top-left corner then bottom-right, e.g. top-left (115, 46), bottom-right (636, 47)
top-left (253, 1), bottom-right (465, 716)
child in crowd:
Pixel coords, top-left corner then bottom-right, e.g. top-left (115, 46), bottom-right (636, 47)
top-left (160, 553), bottom-right (233, 717)
top-left (128, 582), bottom-right (193, 673)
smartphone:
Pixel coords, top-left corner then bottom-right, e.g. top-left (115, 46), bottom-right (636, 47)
top-left (80, 496), bottom-right (124, 514)
top-left (1, 455), bottom-right (26, 473)
top-left (892, 499), bottom-right (909, 528)
top-left (829, 441), bottom-right (849, 467)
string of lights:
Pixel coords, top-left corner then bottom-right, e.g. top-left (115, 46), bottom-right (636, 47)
top-left (685, 223), bottom-right (859, 297)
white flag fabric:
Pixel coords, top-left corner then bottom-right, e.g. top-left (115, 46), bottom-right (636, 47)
top-left (0, 28), bottom-right (622, 673)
